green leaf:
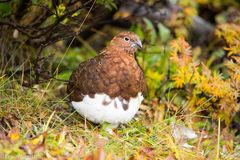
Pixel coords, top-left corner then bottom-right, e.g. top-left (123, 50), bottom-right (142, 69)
top-left (132, 24), bottom-right (144, 40)
top-left (96, 0), bottom-right (117, 10)
top-left (31, 0), bottom-right (40, 5)
top-left (157, 23), bottom-right (171, 44)
top-left (143, 18), bottom-right (157, 44)
top-left (0, 3), bottom-right (12, 17)
top-left (55, 71), bottom-right (71, 80)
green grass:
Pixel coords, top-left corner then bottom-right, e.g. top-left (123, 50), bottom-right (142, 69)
top-left (0, 77), bottom-right (240, 159)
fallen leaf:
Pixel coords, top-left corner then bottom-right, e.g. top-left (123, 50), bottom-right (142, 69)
top-left (8, 128), bottom-right (20, 142)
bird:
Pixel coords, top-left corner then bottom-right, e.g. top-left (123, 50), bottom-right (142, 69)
top-left (67, 31), bottom-right (146, 126)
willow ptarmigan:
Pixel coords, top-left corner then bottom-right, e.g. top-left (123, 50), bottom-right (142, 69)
top-left (67, 31), bottom-right (146, 125)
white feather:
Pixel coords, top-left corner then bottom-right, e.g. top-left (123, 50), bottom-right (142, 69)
top-left (71, 92), bottom-right (143, 124)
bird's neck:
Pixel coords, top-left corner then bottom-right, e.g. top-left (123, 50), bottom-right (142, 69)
top-left (104, 45), bottom-right (136, 56)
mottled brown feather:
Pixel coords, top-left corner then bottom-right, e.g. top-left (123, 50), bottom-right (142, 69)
top-left (67, 32), bottom-right (147, 102)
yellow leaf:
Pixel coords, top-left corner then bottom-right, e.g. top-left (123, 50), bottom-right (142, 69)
top-left (8, 128), bottom-right (20, 142)
top-left (30, 134), bottom-right (44, 145)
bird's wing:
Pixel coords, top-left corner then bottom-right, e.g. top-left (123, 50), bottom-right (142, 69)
top-left (67, 53), bottom-right (116, 101)
top-left (67, 53), bottom-right (146, 102)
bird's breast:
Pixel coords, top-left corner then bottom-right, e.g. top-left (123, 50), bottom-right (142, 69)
top-left (71, 92), bottom-right (144, 124)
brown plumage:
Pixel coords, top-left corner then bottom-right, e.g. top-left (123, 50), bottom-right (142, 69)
top-left (67, 31), bottom-right (146, 102)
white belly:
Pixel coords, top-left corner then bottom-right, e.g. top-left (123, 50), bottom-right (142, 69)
top-left (71, 92), bottom-right (143, 124)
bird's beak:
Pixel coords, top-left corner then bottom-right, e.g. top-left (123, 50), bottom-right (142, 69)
top-left (134, 39), bottom-right (142, 49)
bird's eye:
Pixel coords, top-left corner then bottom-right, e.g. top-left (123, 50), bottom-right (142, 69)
top-left (124, 37), bottom-right (130, 42)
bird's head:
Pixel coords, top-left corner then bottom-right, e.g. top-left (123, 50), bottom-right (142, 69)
top-left (109, 31), bottom-right (142, 54)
